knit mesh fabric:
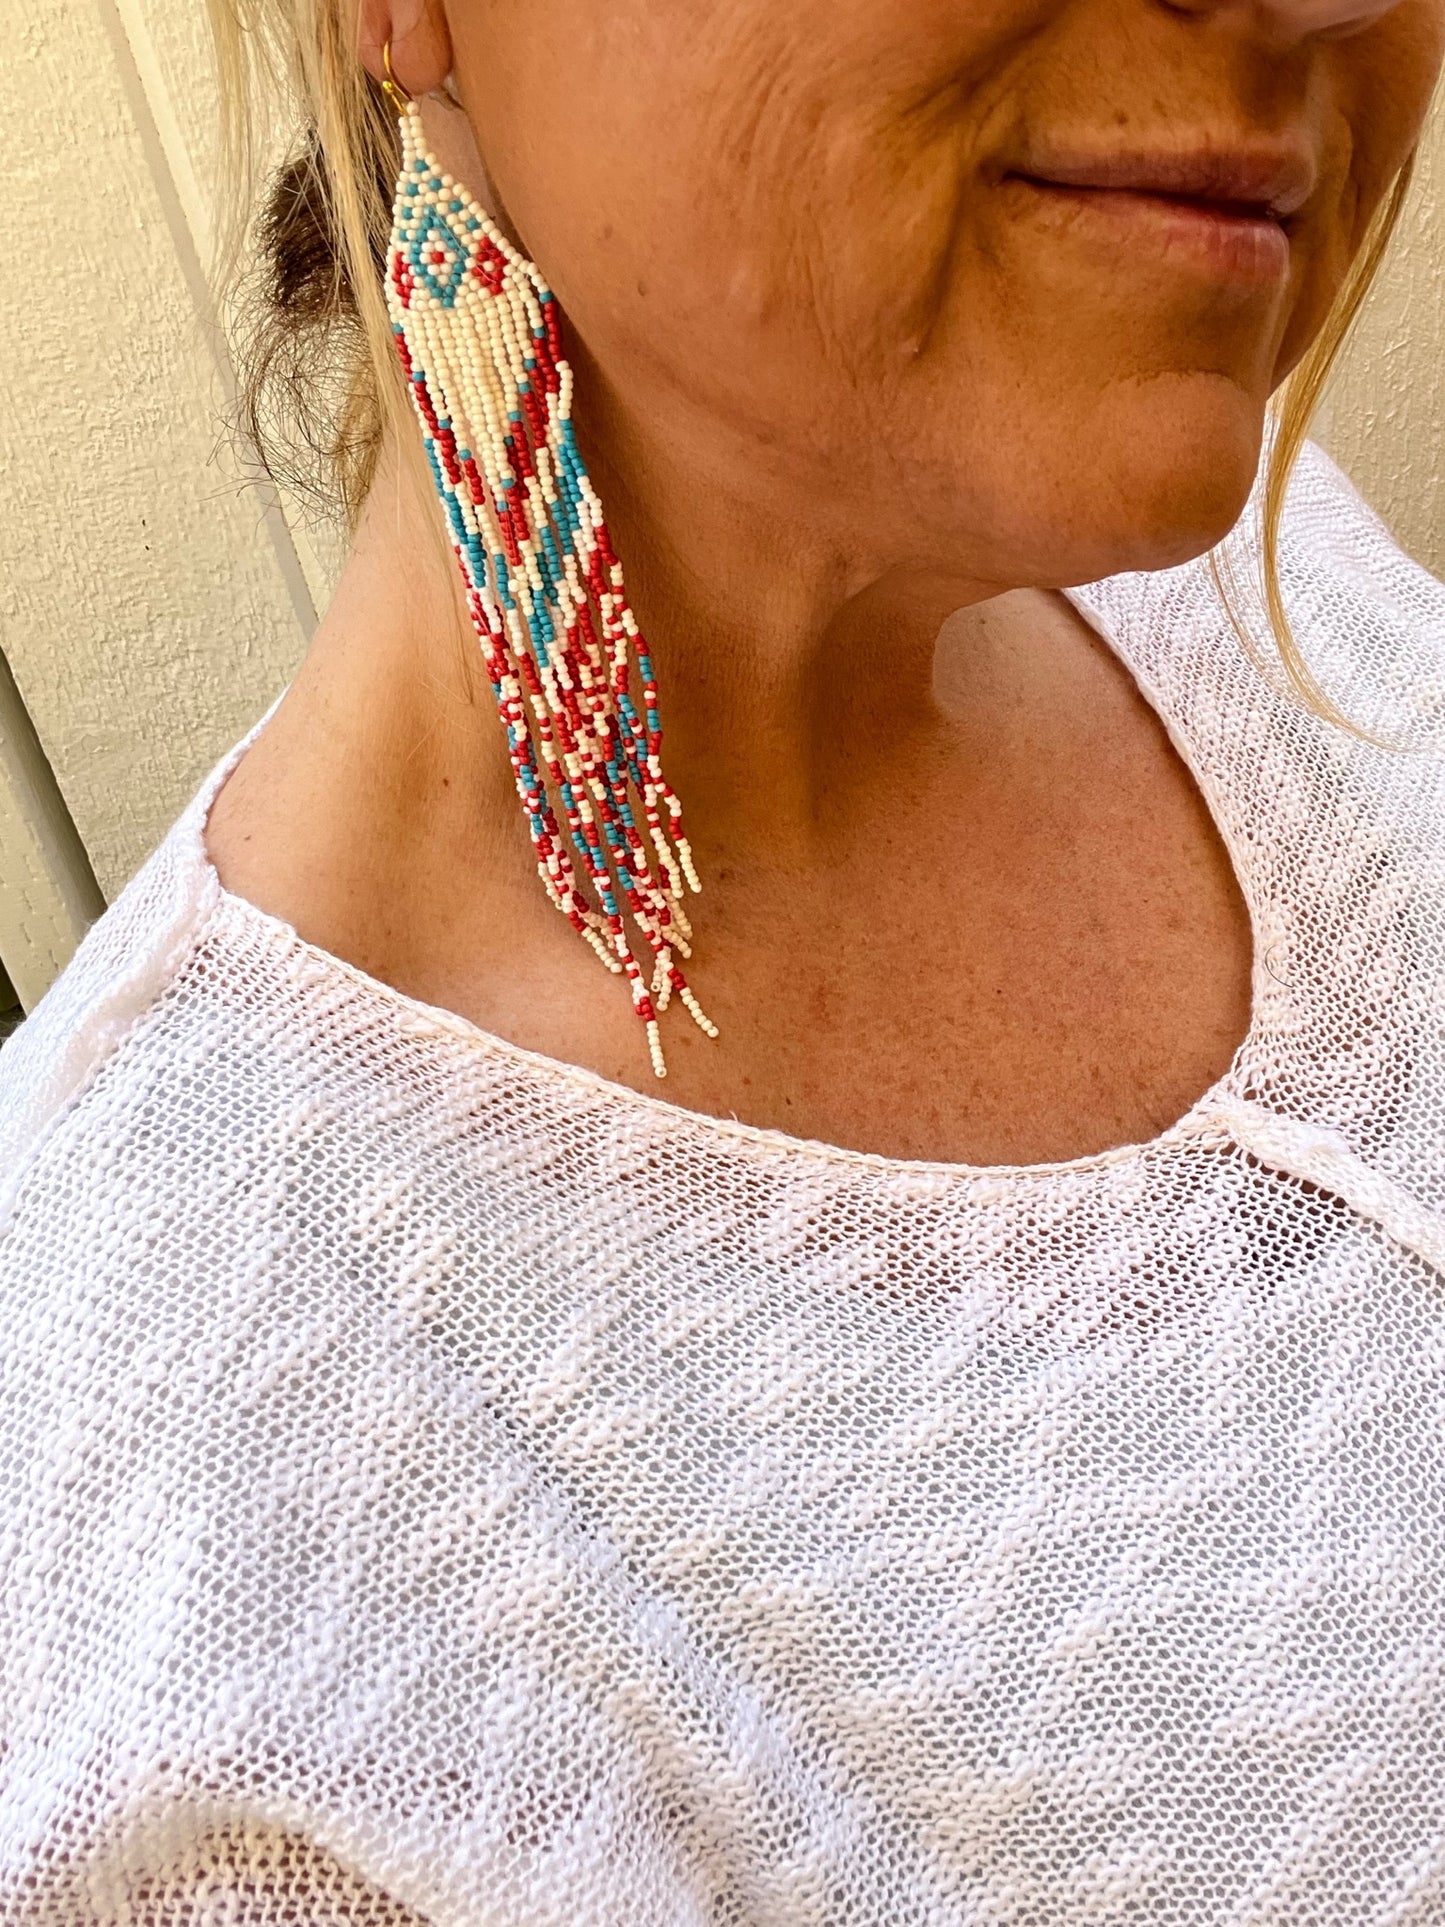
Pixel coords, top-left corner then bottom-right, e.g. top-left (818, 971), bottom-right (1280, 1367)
top-left (4, 443), bottom-right (1445, 1924)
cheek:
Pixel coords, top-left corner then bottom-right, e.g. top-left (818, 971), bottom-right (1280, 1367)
top-left (1330, 0), bottom-right (1445, 205)
top-left (461, 0), bottom-right (1442, 584)
top-left (466, 0), bottom-right (1048, 438)
top-left (1275, 2), bottom-right (1445, 376)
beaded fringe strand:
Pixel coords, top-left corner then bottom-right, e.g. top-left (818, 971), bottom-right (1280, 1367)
top-left (385, 104), bottom-right (716, 1078)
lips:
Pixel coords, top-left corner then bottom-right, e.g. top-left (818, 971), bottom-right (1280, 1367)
top-left (1004, 141), bottom-right (1314, 284)
top-left (1011, 145), bottom-right (1317, 221)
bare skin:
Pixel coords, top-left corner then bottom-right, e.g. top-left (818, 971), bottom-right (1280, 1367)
top-left (210, 0), bottom-right (1443, 1166)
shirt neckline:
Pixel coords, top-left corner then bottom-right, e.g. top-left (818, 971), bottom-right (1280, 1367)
top-left (183, 582), bottom-right (1261, 1186)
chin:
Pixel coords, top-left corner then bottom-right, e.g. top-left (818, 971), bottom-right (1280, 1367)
top-left (1047, 381), bottom-right (1270, 585)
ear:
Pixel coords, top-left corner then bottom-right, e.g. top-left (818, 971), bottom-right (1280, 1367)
top-left (357, 0), bottom-right (453, 99)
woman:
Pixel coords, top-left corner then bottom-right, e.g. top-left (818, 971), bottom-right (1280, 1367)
top-left (2, 0), bottom-right (1444, 1915)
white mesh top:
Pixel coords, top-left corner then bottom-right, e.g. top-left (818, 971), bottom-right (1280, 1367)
top-left (4, 443), bottom-right (1445, 1926)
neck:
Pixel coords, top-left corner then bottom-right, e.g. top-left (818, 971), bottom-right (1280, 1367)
top-left (328, 373), bottom-right (1025, 870)
top-left (577, 353), bottom-right (999, 798)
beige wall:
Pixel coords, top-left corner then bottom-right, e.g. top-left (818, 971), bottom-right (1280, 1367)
top-left (1324, 83), bottom-right (1445, 576)
top-left (0, 2), bottom-right (1442, 1011)
top-left (0, 0), bottom-right (317, 1005)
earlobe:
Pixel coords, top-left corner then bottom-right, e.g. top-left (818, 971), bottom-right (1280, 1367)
top-left (356, 0), bottom-right (453, 98)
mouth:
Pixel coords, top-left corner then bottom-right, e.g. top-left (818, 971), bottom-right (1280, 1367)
top-left (1004, 145), bottom-right (1314, 285)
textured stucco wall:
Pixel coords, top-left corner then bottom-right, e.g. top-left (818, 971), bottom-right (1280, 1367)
top-left (1324, 87), bottom-right (1445, 578)
top-left (0, 0), bottom-right (315, 915)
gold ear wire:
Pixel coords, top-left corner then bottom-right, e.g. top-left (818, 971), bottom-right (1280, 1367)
top-left (381, 40), bottom-right (412, 116)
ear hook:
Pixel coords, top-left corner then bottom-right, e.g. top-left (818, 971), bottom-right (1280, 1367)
top-left (381, 39), bottom-right (413, 115)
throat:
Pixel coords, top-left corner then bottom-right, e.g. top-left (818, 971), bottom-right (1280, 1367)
top-left (389, 595), bottom-right (1251, 1163)
top-left (207, 556), bottom-right (1253, 1165)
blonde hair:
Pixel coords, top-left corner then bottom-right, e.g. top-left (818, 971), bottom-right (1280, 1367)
top-left (208, 0), bottom-right (1417, 711)
top-left (1216, 155), bottom-right (1416, 730)
top-left (209, 0), bottom-right (408, 519)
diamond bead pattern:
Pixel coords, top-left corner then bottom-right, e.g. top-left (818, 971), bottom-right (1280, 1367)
top-left (387, 107), bottom-right (714, 1080)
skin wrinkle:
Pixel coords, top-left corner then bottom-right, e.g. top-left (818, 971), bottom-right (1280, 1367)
top-left (715, 31), bottom-right (890, 399)
top-left (207, 0), bottom-right (1445, 1165)
top-left (900, 62), bottom-right (1031, 363)
top-left (879, 92), bottom-right (979, 369)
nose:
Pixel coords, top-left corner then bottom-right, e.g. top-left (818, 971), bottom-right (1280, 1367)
top-left (1162, 0), bottom-right (1401, 36)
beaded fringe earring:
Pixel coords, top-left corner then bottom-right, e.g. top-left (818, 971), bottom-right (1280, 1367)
top-left (382, 70), bottom-right (716, 1080)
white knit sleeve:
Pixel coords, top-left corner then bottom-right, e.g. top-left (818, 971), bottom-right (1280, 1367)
top-left (0, 823), bottom-right (215, 1226)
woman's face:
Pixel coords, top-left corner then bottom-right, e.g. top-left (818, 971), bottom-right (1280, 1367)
top-left (444, 0), bottom-right (1444, 589)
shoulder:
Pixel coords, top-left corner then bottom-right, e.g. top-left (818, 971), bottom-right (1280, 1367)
top-left (1079, 440), bottom-right (1445, 747)
top-left (0, 714), bottom-right (271, 1218)
top-left (1272, 441), bottom-right (1445, 741)
top-left (0, 825), bottom-right (211, 1204)
top-left (1281, 438), bottom-right (1440, 605)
